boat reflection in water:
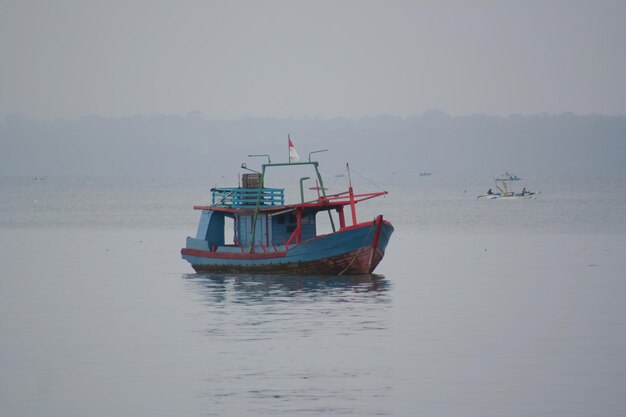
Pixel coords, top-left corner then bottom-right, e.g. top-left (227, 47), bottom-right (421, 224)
top-left (183, 273), bottom-right (390, 304)
top-left (180, 273), bottom-right (393, 415)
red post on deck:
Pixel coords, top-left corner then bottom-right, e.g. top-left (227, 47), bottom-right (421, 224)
top-left (349, 186), bottom-right (357, 226)
top-left (347, 162), bottom-right (357, 225)
top-left (337, 206), bottom-right (346, 229)
top-left (371, 215), bottom-right (383, 250)
top-left (296, 207), bottom-right (302, 244)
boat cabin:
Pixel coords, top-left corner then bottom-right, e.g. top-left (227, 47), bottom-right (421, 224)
top-left (193, 201), bottom-right (321, 251)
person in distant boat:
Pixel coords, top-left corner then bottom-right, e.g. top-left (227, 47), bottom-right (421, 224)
top-left (487, 188), bottom-right (493, 195)
top-left (521, 187), bottom-right (527, 195)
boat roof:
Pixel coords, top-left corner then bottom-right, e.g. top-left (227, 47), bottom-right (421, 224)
top-left (194, 189), bottom-right (387, 214)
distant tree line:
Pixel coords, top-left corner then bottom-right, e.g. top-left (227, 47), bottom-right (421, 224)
top-left (1, 111), bottom-right (625, 177)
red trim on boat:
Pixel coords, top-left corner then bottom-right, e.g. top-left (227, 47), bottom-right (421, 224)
top-left (367, 215), bottom-right (384, 271)
top-left (371, 215), bottom-right (383, 250)
top-left (338, 218), bottom-right (393, 232)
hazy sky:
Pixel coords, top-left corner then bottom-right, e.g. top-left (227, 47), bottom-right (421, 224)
top-left (1, 0), bottom-right (625, 120)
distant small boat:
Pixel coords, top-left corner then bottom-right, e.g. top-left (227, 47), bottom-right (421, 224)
top-left (500, 172), bottom-right (521, 181)
top-left (419, 172), bottom-right (432, 176)
top-left (477, 176), bottom-right (539, 200)
top-left (181, 144), bottom-right (394, 275)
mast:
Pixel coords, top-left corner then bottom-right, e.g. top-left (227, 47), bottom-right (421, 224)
top-left (347, 163), bottom-right (357, 225)
top-left (314, 162), bottom-right (336, 233)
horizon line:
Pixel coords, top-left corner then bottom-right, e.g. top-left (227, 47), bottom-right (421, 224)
top-left (3, 110), bottom-right (626, 123)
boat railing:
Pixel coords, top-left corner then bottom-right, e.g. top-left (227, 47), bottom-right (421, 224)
top-left (211, 187), bottom-right (285, 208)
top-left (309, 190), bottom-right (388, 205)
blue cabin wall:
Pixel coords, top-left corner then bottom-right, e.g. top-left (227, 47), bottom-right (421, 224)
top-left (237, 214), bottom-right (270, 247)
top-left (195, 210), bottom-right (319, 248)
top-left (301, 214), bottom-right (316, 241)
top-left (195, 211), bottom-right (225, 246)
top-left (195, 211), bottom-right (212, 239)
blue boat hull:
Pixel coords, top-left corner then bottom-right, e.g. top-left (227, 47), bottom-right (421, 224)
top-left (181, 219), bottom-right (393, 275)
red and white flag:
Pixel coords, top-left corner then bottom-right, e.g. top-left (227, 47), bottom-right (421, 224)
top-left (288, 135), bottom-right (300, 163)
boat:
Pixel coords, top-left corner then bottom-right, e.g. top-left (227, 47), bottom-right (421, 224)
top-left (500, 172), bottom-right (521, 181)
top-left (477, 176), bottom-right (539, 199)
top-left (419, 172), bottom-right (432, 177)
top-left (181, 146), bottom-right (394, 275)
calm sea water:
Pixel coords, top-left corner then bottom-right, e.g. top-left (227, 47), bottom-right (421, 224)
top-left (1, 174), bottom-right (626, 416)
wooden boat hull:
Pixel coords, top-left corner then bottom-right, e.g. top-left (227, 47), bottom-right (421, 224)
top-left (181, 218), bottom-right (393, 275)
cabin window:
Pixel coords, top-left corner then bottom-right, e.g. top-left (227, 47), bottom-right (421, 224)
top-left (314, 210), bottom-right (334, 235)
top-left (270, 210), bottom-right (317, 245)
top-left (276, 212), bottom-right (297, 225)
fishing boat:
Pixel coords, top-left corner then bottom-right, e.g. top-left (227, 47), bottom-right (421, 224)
top-left (181, 142), bottom-right (394, 275)
top-left (500, 172), bottom-right (521, 181)
top-left (477, 176), bottom-right (539, 199)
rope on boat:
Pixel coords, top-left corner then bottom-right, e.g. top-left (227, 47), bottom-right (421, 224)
top-left (327, 165), bottom-right (349, 191)
top-left (215, 190), bottom-right (235, 206)
top-left (349, 167), bottom-right (386, 193)
top-left (338, 220), bottom-right (376, 276)
top-left (329, 166), bottom-right (386, 195)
